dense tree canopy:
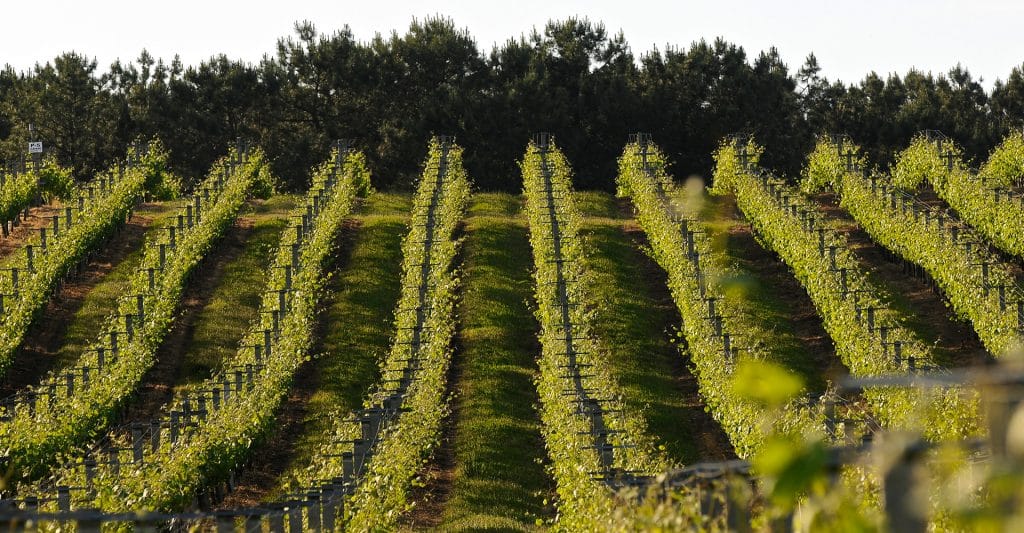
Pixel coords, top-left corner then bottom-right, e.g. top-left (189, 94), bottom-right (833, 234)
top-left (0, 17), bottom-right (1020, 191)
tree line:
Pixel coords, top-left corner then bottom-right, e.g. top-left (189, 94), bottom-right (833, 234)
top-left (0, 17), bottom-right (1021, 191)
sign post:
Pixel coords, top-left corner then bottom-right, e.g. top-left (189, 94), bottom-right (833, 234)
top-left (27, 123), bottom-right (42, 171)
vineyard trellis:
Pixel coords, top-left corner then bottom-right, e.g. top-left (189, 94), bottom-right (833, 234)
top-left (40, 140), bottom-right (359, 516)
top-left (0, 142), bottom-right (166, 379)
top-left (713, 136), bottom-right (981, 442)
top-left (252, 136), bottom-right (470, 530)
top-left (522, 133), bottom-right (766, 529)
top-left (3, 132), bottom-right (1024, 530)
top-left (0, 151), bottom-right (74, 238)
top-left (617, 133), bottom-right (826, 458)
top-left (0, 141), bottom-right (271, 481)
top-left (804, 134), bottom-right (1024, 357)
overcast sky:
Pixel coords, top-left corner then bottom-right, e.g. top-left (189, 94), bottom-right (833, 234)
top-left (2, 0), bottom-right (1021, 90)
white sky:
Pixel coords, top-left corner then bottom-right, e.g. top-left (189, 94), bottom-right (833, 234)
top-left (1, 0), bottom-right (1021, 89)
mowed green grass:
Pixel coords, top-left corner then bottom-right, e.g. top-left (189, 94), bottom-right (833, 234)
top-left (55, 195), bottom-right (302, 397)
top-left (574, 190), bottom-right (622, 219)
top-left (438, 193), bottom-right (553, 531)
top-left (278, 192), bottom-right (411, 487)
top-left (699, 193), bottom-right (842, 391)
top-left (174, 195), bottom-right (299, 389)
top-left (54, 202), bottom-right (182, 370)
top-left (306, 192), bottom-right (411, 417)
top-left (576, 191), bottom-right (707, 464)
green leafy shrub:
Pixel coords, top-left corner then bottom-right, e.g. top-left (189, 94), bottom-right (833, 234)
top-left (980, 131), bottom-right (1024, 187)
top-left (1, 145), bottom-right (270, 480)
top-left (891, 134), bottom-right (951, 190)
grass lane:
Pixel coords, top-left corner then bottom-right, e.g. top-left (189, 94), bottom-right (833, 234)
top-left (707, 194), bottom-right (846, 392)
top-left (173, 195), bottom-right (300, 389)
top-left (48, 202), bottom-right (181, 373)
top-left (293, 195), bottom-right (411, 464)
top-left (437, 192), bottom-right (553, 531)
top-left (268, 192), bottom-right (412, 495)
top-left (579, 192), bottom-right (731, 464)
top-left (0, 202), bottom-right (179, 394)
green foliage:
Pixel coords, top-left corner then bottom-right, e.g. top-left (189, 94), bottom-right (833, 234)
top-left (0, 146), bottom-right (269, 480)
top-left (927, 132), bottom-right (1024, 262)
top-left (751, 435), bottom-right (878, 532)
top-left (344, 149), bottom-right (373, 197)
top-left (711, 137), bottom-right (762, 195)
top-left (248, 154), bottom-right (277, 200)
top-left (0, 168), bottom-right (40, 223)
top-left (35, 156), bottom-right (75, 201)
top-left (0, 25), bottom-right (1020, 192)
top-left (802, 137), bottom-right (864, 194)
top-left (56, 148), bottom-right (366, 513)
top-left (941, 171), bottom-right (1024, 260)
top-left (522, 138), bottom-right (675, 529)
top-left (890, 134), bottom-right (953, 190)
top-left (252, 139), bottom-right (470, 530)
top-left (718, 137), bottom-right (980, 440)
top-left (342, 139), bottom-right (468, 529)
top-left (980, 131), bottom-right (1024, 187)
top-left (732, 360), bottom-right (805, 409)
top-left (135, 138), bottom-right (182, 200)
top-left (753, 435), bottom-right (828, 507)
top-left (0, 156), bottom-right (73, 224)
top-left (619, 140), bottom-right (822, 459)
top-left (0, 152), bottom-right (155, 379)
top-left (720, 137), bottom-right (976, 529)
top-left (622, 140), bottom-right (891, 530)
top-left (832, 161), bottom-right (1023, 358)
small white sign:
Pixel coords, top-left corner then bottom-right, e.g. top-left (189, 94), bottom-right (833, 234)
top-left (28, 142), bottom-right (43, 154)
